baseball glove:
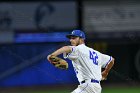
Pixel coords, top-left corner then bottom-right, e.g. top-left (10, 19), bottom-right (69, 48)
top-left (49, 55), bottom-right (68, 70)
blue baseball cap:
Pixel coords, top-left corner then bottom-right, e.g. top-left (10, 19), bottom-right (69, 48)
top-left (66, 30), bottom-right (86, 39)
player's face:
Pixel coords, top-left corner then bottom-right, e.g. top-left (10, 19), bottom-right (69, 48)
top-left (69, 36), bottom-right (81, 46)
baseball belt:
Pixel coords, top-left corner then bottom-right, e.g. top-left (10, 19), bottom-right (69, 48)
top-left (81, 79), bottom-right (100, 84)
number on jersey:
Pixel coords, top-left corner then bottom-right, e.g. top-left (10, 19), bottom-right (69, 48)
top-left (89, 50), bottom-right (98, 65)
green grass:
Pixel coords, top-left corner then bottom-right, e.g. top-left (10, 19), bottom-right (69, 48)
top-left (26, 87), bottom-right (140, 93)
top-left (7, 86), bottom-right (140, 93)
top-left (34, 87), bottom-right (140, 93)
top-left (102, 87), bottom-right (140, 93)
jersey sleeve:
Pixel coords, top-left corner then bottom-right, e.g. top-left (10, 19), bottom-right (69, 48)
top-left (63, 46), bottom-right (79, 60)
top-left (100, 53), bottom-right (112, 68)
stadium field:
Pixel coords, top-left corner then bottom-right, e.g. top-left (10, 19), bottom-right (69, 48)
top-left (2, 85), bottom-right (140, 93)
top-left (102, 87), bottom-right (140, 93)
top-left (27, 86), bottom-right (140, 93)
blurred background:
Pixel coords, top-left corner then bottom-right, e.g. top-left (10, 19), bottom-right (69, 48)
top-left (0, 0), bottom-right (140, 93)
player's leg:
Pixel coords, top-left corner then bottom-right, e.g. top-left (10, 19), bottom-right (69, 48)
top-left (71, 83), bottom-right (101, 93)
top-left (71, 83), bottom-right (89, 93)
top-left (89, 83), bottom-right (102, 93)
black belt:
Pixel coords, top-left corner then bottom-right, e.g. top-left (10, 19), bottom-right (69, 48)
top-left (81, 79), bottom-right (99, 84)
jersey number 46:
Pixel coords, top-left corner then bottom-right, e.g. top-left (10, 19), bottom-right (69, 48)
top-left (89, 50), bottom-right (98, 65)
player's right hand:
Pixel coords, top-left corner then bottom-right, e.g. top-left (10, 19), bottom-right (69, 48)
top-left (101, 70), bottom-right (108, 80)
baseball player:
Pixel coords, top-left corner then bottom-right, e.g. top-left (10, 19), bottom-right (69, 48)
top-left (47, 30), bottom-right (115, 93)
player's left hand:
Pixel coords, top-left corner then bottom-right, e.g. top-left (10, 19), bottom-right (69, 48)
top-left (47, 55), bottom-right (68, 70)
top-left (101, 70), bottom-right (108, 80)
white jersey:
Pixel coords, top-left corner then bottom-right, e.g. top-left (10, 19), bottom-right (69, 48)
top-left (63, 44), bottom-right (112, 83)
